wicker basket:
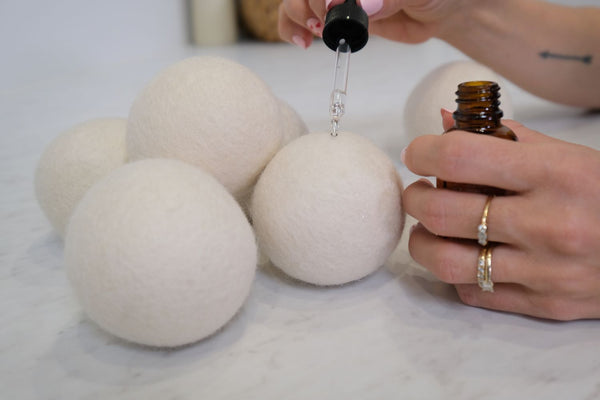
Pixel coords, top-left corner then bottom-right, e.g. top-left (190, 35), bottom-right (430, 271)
top-left (239, 0), bottom-right (283, 42)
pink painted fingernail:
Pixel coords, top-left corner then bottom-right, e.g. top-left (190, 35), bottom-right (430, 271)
top-left (400, 146), bottom-right (407, 165)
top-left (326, 0), bottom-right (334, 9)
top-left (306, 18), bottom-right (323, 36)
top-left (441, 107), bottom-right (453, 117)
top-left (292, 35), bottom-right (307, 49)
top-left (360, 0), bottom-right (383, 16)
top-left (410, 224), bottom-right (418, 234)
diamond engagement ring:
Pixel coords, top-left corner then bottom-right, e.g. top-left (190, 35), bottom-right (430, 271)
top-left (477, 246), bottom-right (494, 292)
top-left (478, 196), bottom-right (493, 246)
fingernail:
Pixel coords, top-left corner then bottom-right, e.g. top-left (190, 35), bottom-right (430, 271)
top-left (410, 224), bottom-right (418, 234)
top-left (306, 18), bottom-right (323, 36)
top-left (326, 0), bottom-right (334, 10)
top-left (292, 35), bottom-right (307, 49)
top-left (360, 0), bottom-right (383, 16)
top-left (400, 146), bottom-right (407, 165)
top-left (441, 107), bottom-right (453, 117)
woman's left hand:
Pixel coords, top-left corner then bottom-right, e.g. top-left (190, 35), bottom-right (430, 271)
top-left (401, 110), bottom-right (600, 320)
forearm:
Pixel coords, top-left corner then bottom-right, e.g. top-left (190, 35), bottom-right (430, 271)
top-left (438, 0), bottom-right (600, 108)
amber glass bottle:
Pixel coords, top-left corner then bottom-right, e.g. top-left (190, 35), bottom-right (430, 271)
top-left (436, 81), bottom-right (517, 196)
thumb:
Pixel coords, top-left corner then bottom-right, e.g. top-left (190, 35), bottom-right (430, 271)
top-left (358, 0), bottom-right (404, 18)
top-left (328, 0), bottom-right (403, 19)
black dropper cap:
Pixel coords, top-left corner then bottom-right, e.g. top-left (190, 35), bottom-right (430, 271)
top-left (322, 0), bottom-right (369, 52)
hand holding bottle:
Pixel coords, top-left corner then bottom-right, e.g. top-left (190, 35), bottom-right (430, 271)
top-left (401, 109), bottom-right (600, 320)
top-left (279, 0), bottom-right (600, 320)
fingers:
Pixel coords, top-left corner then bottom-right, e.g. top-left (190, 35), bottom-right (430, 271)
top-left (456, 284), bottom-right (600, 321)
top-left (409, 219), bottom-right (600, 305)
top-left (326, 0), bottom-right (346, 12)
top-left (402, 178), bottom-right (590, 253)
top-left (359, 0), bottom-right (420, 20)
top-left (369, 10), bottom-right (435, 44)
top-left (402, 179), bottom-right (524, 245)
top-left (280, 0), bottom-right (423, 46)
top-left (501, 119), bottom-right (554, 144)
top-left (279, 4), bottom-right (312, 48)
top-left (402, 129), bottom-right (544, 192)
top-left (279, 0), bottom-right (332, 46)
top-left (441, 110), bottom-right (549, 145)
top-left (357, 0), bottom-right (385, 17)
top-left (408, 223), bottom-right (531, 285)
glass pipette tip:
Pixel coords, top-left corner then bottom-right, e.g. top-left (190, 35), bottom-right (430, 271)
top-left (329, 39), bottom-right (351, 136)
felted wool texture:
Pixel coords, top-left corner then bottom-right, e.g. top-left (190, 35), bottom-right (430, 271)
top-left (278, 99), bottom-right (308, 146)
top-left (251, 131), bottom-right (405, 286)
top-left (239, 98), bottom-right (309, 215)
top-left (64, 158), bottom-right (257, 348)
top-left (127, 56), bottom-right (282, 202)
top-left (34, 118), bottom-right (127, 238)
top-left (403, 60), bottom-right (514, 142)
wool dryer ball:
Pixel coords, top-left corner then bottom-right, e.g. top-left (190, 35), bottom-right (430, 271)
top-left (127, 56), bottom-right (282, 202)
top-left (251, 131), bottom-right (405, 286)
top-left (65, 159), bottom-right (257, 347)
top-left (403, 60), bottom-right (514, 142)
top-left (34, 118), bottom-right (127, 238)
top-left (239, 98), bottom-right (309, 214)
top-left (278, 99), bottom-right (308, 146)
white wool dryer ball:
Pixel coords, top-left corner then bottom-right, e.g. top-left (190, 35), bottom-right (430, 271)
top-left (403, 60), bottom-right (514, 142)
top-left (251, 131), bottom-right (405, 286)
top-left (278, 99), bottom-right (308, 146)
top-left (127, 56), bottom-right (282, 202)
top-left (34, 118), bottom-right (127, 238)
top-left (239, 99), bottom-right (309, 214)
top-left (65, 159), bottom-right (257, 347)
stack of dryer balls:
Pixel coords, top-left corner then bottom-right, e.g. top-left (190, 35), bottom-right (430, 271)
top-left (35, 55), bottom-right (405, 348)
top-left (127, 56), bottom-right (283, 203)
top-left (34, 118), bottom-right (128, 238)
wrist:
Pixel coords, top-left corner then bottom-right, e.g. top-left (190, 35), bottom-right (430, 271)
top-left (436, 0), bottom-right (515, 48)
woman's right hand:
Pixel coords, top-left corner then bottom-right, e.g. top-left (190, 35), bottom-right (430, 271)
top-left (278, 0), bottom-right (465, 49)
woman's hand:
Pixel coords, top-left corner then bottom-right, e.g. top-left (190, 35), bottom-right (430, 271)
top-left (278, 0), bottom-right (463, 48)
top-left (402, 110), bottom-right (600, 320)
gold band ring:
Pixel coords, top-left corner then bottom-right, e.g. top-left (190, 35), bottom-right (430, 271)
top-left (477, 246), bottom-right (494, 292)
top-left (478, 196), bottom-right (493, 246)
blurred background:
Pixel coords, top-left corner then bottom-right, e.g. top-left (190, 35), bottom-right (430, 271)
top-left (1, 0), bottom-right (282, 89)
top-left (2, 0), bottom-right (598, 89)
top-left (2, 0), bottom-right (598, 157)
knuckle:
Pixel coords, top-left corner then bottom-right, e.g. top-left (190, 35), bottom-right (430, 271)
top-left (547, 210), bottom-right (589, 255)
top-left (419, 195), bottom-right (449, 235)
top-left (435, 137), bottom-right (467, 179)
top-left (429, 242), bottom-right (463, 283)
top-left (283, 0), bottom-right (301, 15)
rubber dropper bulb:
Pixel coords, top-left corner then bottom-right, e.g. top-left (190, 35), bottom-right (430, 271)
top-left (323, 0), bottom-right (369, 52)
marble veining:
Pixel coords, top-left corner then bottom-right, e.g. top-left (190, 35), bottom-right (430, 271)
top-left (2, 38), bottom-right (600, 400)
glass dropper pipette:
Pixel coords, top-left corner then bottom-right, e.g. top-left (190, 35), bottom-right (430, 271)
top-left (330, 39), bottom-right (351, 136)
top-left (322, 0), bottom-right (368, 137)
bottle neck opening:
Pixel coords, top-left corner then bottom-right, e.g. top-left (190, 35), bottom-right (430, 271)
top-left (453, 81), bottom-right (504, 132)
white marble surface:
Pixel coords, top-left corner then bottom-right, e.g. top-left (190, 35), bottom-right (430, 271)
top-left (2, 37), bottom-right (600, 400)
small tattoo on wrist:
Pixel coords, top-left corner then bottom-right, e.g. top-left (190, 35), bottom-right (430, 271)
top-left (539, 50), bottom-right (592, 64)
